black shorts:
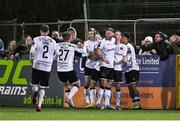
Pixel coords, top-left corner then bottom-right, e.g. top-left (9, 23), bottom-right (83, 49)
top-left (113, 70), bottom-right (123, 83)
top-left (58, 70), bottom-right (78, 84)
top-left (91, 70), bottom-right (101, 82)
top-left (100, 67), bottom-right (114, 80)
top-left (125, 70), bottom-right (139, 85)
top-left (84, 67), bottom-right (94, 77)
top-left (31, 68), bottom-right (50, 88)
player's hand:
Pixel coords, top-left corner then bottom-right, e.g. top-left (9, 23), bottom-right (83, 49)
top-left (121, 58), bottom-right (127, 63)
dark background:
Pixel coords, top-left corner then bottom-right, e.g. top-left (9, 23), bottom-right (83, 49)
top-left (1, 0), bottom-right (180, 22)
top-left (1, 0), bottom-right (180, 47)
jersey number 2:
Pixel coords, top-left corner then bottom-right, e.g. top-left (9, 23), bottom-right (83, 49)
top-left (42, 45), bottom-right (49, 58)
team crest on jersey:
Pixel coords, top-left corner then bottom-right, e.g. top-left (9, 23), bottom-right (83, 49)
top-left (127, 47), bottom-right (131, 53)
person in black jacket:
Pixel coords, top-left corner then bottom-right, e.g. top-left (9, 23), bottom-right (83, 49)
top-left (12, 35), bottom-right (33, 59)
top-left (151, 31), bottom-right (169, 60)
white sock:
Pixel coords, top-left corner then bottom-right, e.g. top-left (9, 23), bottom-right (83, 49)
top-left (68, 86), bottom-right (79, 99)
top-left (96, 88), bottom-right (104, 104)
top-left (90, 88), bottom-right (96, 104)
top-left (65, 91), bottom-right (70, 99)
top-left (32, 85), bottom-right (38, 93)
top-left (84, 88), bottom-right (90, 104)
top-left (133, 96), bottom-right (140, 105)
top-left (116, 91), bottom-right (121, 107)
top-left (104, 89), bottom-right (111, 106)
top-left (38, 89), bottom-right (45, 108)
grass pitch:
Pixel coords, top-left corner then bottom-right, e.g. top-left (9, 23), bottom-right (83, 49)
top-left (0, 107), bottom-right (180, 120)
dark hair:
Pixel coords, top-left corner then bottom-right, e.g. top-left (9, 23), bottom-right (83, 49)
top-left (176, 29), bottom-right (180, 36)
top-left (115, 30), bottom-right (121, 33)
top-left (156, 31), bottom-right (168, 40)
top-left (40, 24), bottom-right (49, 33)
top-left (106, 27), bottom-right (114, 33)
top-left (122, 31), bottom-right (130, 39)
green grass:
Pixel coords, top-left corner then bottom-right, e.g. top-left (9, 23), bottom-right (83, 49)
top-left (0, 107), bottom-right (180, 120)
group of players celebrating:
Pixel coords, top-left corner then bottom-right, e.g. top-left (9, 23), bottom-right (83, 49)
top-left (29, 24), bottom-right (140, 112)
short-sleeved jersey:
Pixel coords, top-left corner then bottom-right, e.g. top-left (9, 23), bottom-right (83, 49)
top-left (99, 38), bottom-right (115, 69)
top-left (85, 39), bottom-right (100, 69)
top-left (114, 43), bottom-right (127, 71)
top-left (55, 42), bottom-right (86, 72)
top-left (124, 43), bottom-right (139, 72)
top-left (30, 36), bottom-right (56, 72)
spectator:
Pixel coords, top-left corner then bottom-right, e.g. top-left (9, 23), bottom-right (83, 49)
top-left (0, 38), bottom-right (6, 59)
top-left (169, 30), bottom-right (180, 54)
top-left (67, 27), bottom-right (78, 44)
top-left (67, 27), bottom-right (84, 57)
top-left (139, 36), bottom-right (154, 55)
top-left (0, 38), bottom-right (4, 51)
top-left (51, 30), bottom-right (63, 43)
top-left (7, 40), bottom-right (16, 59)
top-left (12, 35), bottom-right (33, 59)
top-left (151, 31), bottom-right (169, 60)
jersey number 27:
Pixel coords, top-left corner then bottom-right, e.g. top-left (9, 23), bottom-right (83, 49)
top-left (59, 49), bottom-right (70, 61)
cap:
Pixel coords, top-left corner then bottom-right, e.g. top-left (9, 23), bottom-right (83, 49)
top-left (144, 36), bottom-right (153, 43)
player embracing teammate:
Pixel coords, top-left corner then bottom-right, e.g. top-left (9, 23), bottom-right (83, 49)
top-left (29, 25), bottom-right (140, 111)
top-left (87, 29), bottom-right (141, 110)
top-left (83, 28), bottom-right (101, 108)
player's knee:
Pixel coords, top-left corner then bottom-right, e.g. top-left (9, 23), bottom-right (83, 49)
top-left (73, 83), bottom-right (80, 88)
top-left (32, 85), bottom-right (38, 92)
top-left (115, 86), bottom-right (121, 92)
top-left (84, 78), bottom-right (90, 88)
top-left (73, 80), bottom-right (81, 88)
top-left (105, 82), bottom-right (112, 88)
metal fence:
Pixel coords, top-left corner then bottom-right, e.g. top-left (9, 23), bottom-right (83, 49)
top-left (1, 18), bottom-right (180, 48)
top-left (134, 18), bottom-right (180, 45)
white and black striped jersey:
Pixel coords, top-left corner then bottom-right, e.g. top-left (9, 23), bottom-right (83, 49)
top-left (85, 39), bottom-right (101, 69)
top-left (99, 38), bottom-right (115, 69)
top-left (124, 43), bottom-right (139, 72)
top-left (30, 36), bottom-right (56, 72)
top-left (114, 43), bottom-right (127, 71)
top-left (55, 42), bottom-right (86, 72)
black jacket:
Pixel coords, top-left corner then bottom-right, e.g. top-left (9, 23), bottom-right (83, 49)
top-left (151, 40), bottom-right (169, 60)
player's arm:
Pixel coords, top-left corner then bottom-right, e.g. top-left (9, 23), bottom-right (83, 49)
top-left (29, 39), bottom-right (36, 62)
top-left (95, 42), bottom-right (109, 63)
top-left (53, 43), bottom-right (58, 61)
top-left (121, 45), bottom-right (128, 64)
